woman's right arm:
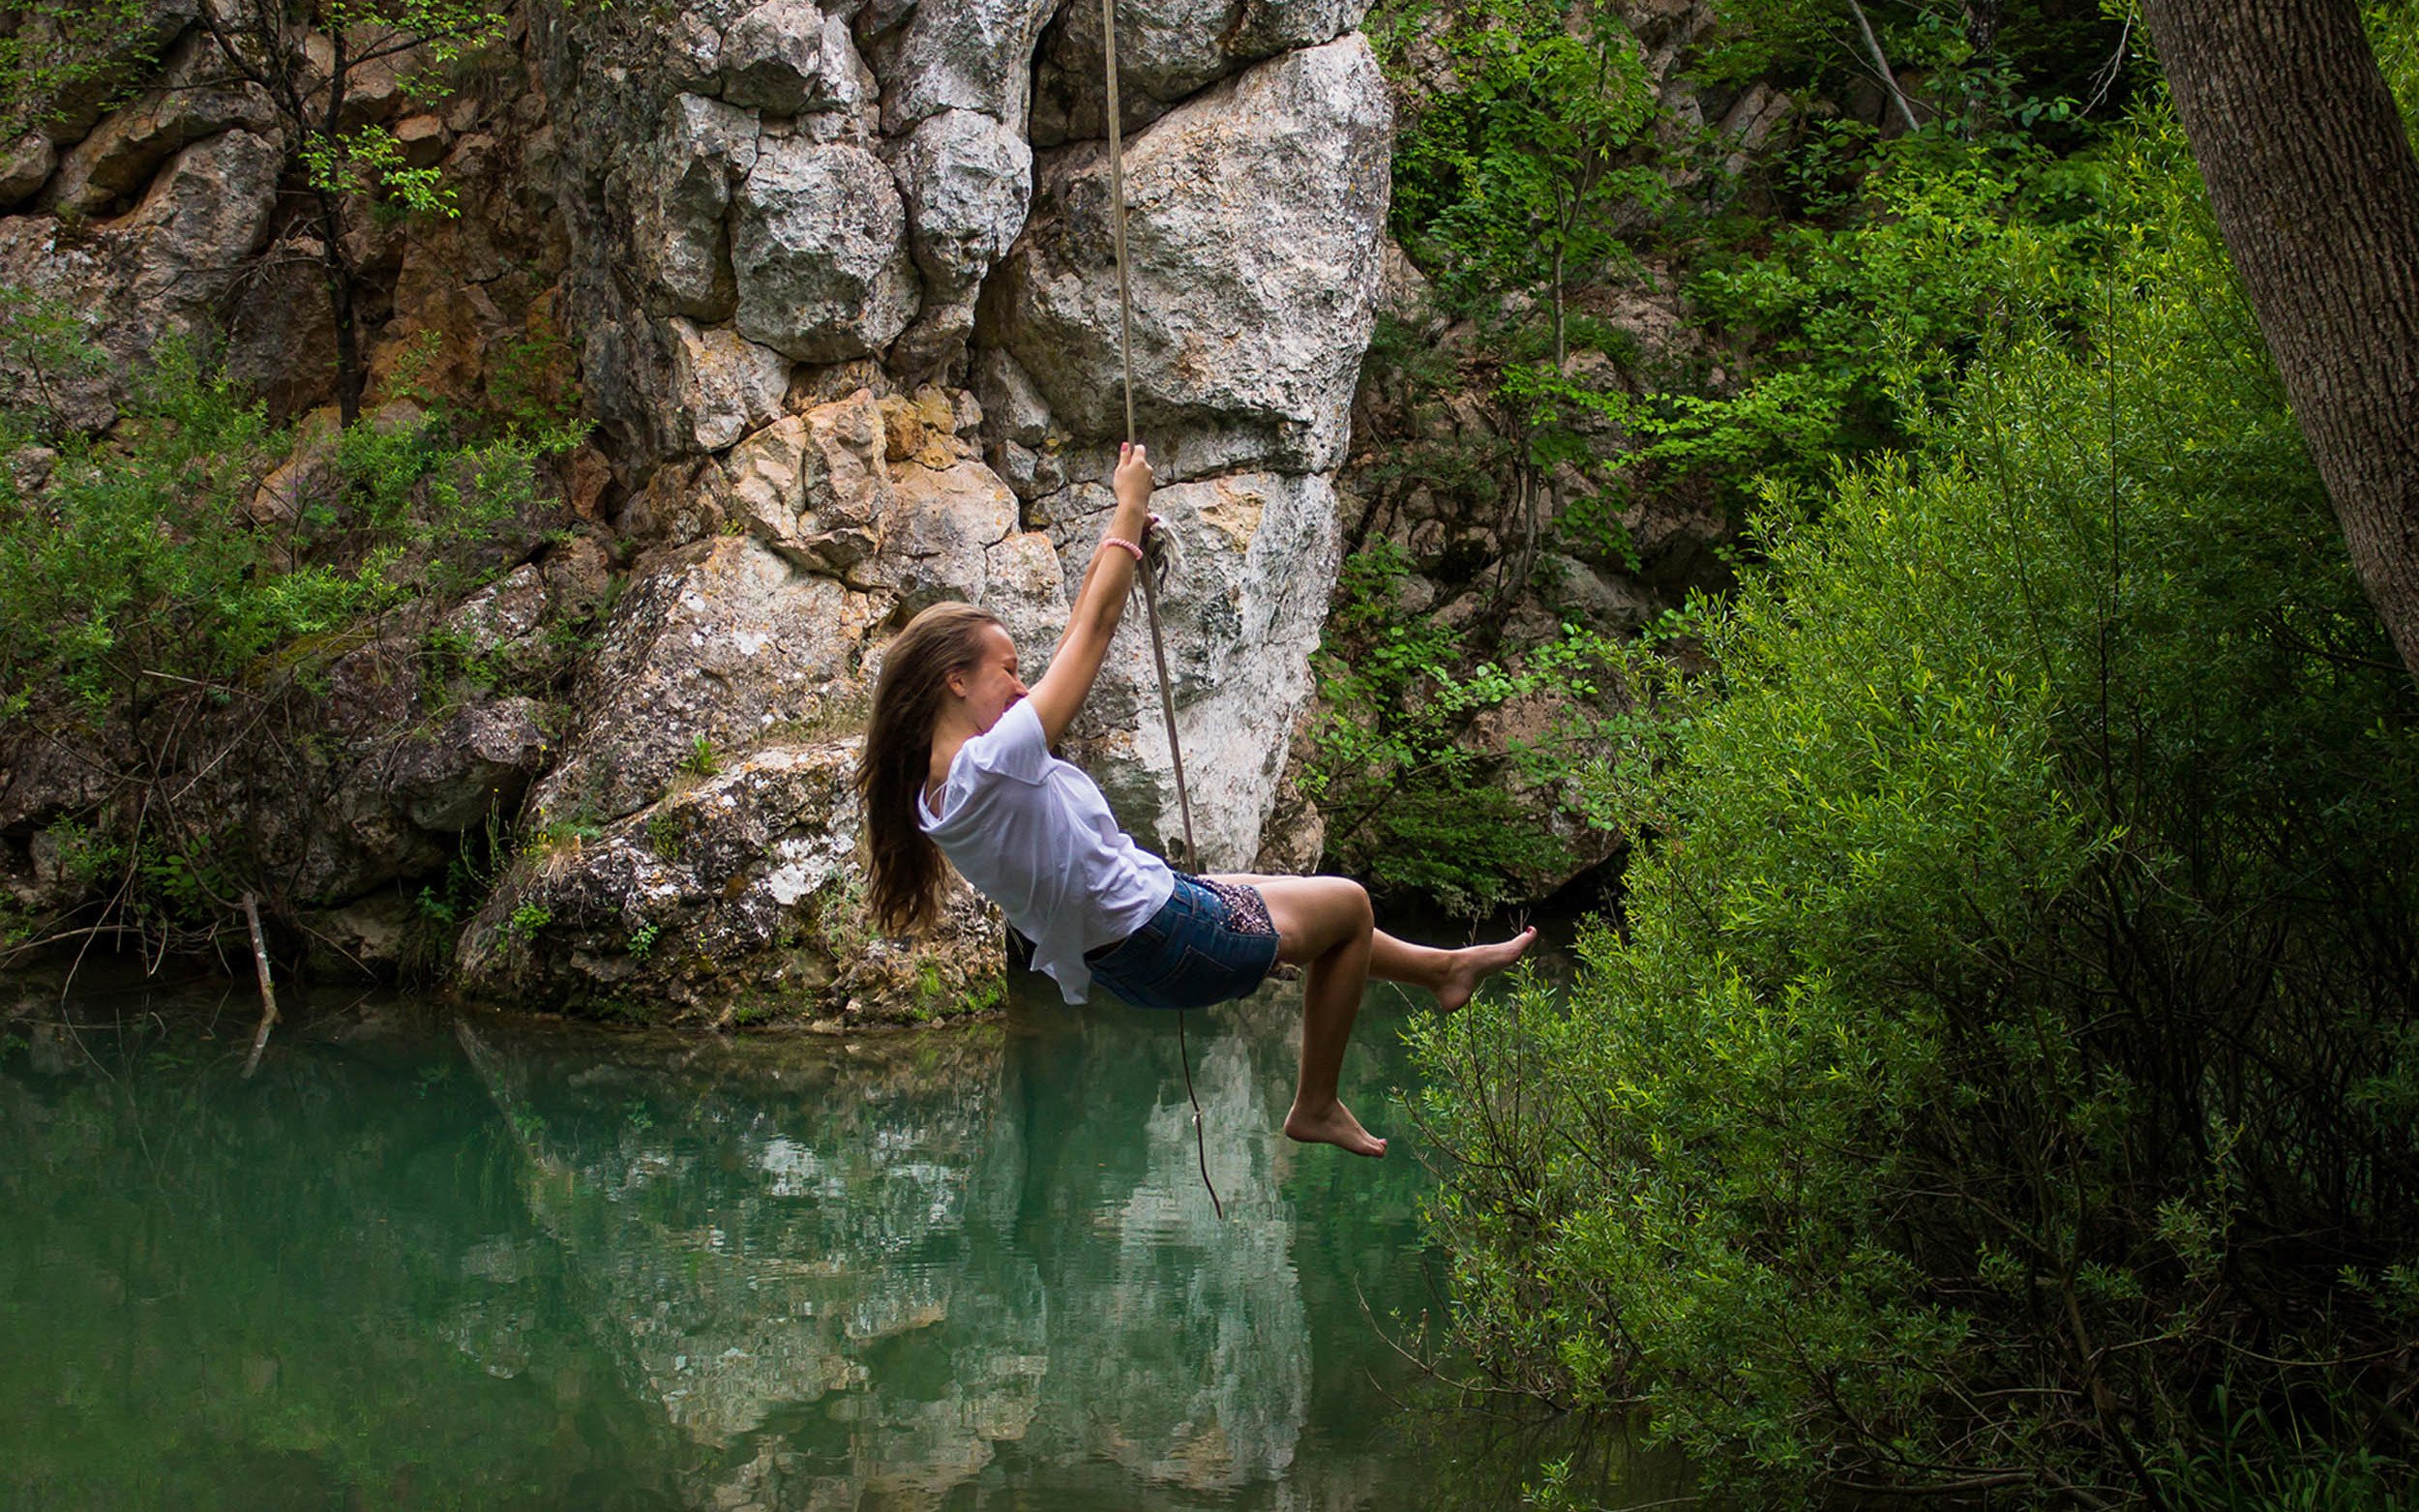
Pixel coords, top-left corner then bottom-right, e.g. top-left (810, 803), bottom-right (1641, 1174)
top-left (1027, 441), bottom-right (1153, 746)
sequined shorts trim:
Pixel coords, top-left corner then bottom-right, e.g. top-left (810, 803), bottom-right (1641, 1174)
top-left (1191, 875), bottom-right (1275, 937)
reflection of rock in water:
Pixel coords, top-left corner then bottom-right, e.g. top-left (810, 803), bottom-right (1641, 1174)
top-left (1033, 1026), bottom-right (1310, 1494)
top-left (455, 1018), bottom-right (1044, 1505)
top-left (453, 1005), bottom-right (1341, 1509)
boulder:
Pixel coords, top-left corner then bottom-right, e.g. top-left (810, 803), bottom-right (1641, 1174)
top-left (666, 316), bottom-right (791, 453)
top-left (1524, 550), bottom-right (1663, 636)
top-left (0, 129), bottom-right (282, 430)
top-left (1030, 471), bottom-right (1342, 871)
top-left (44, 31), bottom-right (279, 217)
top-left (386, 697), bottom-right (553, 833)
top-left (456, 739), bottom-right (1006, 1023)
top-left (14, 0), bottom-right (197, 147)
top-left (0, 134), bottom-right (56, 209)
top-left (891, 107), bottom-right (1032, 376)
top-left (300, 31), bottom-right (417, 133)
top-left (224, 231), bottom-right (342, 422)
top-left (394, 113), bottom-right (449, 168)
top-left (874, 457), bottom-right (1022, 614)
top-left (640, 93), bottom-right (759, 321)
top-left (732, 137), bottom-right (918, 362)
top-left (441, 564), bottom-right (552, 655)
top-left (858, 0), bottom-right (1060, 135)
top-left (980, 36), bottom-right (1391, 475)
top-left (721, 0), bottom-right (877, 121)
top-left (523, 535), bottom-right (881, 829)
top-left (1030, 0), bottom-right (1368, 144)
top-left (719, 388), bottom-right (893, 577)
top-left (247, 406), bottom-right (343, 531)
top-left (305, 890), bottom-right (420, 977)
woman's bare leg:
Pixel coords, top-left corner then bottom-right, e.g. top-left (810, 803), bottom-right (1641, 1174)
top-left (1218, 875), bottom-right (1540, 1158)
top-left (1208, 874), bottom-right (1538, 1012)
top-left (1244, 874), bottom-right (1387, 1157)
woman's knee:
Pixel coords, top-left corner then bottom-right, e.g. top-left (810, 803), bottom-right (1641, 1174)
top-left (1305, 876), bottom-right (1372, 957)
top-left (1258, 875), bottom-right (1370, 963)
top-left (1329, 875), bottom-right (1373, 933)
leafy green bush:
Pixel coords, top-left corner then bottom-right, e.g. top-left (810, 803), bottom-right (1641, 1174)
top-left (1307, 540), bottom-right (1628, 913)
top-left (1384, 0), bottom-right (1667, 317)
top-left (0, 324), bottom-right (576, 960)
top-left (1613, 107), bottom-right (2119, 520)
top-left (0, 341), bottom-right (542, 715)
top-left (1407, 111), bottom-right (2419, 1500)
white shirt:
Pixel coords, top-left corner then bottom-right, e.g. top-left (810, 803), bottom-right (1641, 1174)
top-left (917, 698), bottom-right (1175, 1002)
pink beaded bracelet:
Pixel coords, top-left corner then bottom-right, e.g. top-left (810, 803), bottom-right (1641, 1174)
top-left (1101, 535), bottom-right (1145, 562)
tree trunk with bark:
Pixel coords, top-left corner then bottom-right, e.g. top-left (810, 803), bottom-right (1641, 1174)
top-left (2139, 0), bottom-right (2419, 683)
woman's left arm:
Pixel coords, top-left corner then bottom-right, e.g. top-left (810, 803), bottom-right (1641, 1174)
top-left (1028, 442), bottom-right (1153, 746)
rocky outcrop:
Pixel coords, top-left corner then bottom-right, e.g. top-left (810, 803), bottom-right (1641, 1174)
top-left (1030, 0), bottom-right (1369, 144)
top-left (41, 31), bottom-right (278, 219)
top-left (460, 6), bottom-right (1395, 1011)
top-left (456, 740), bottom-right (1002, 1023)
top-left (982, 35), bottom-right (1392, 477)
top-left (3, 0), bottom-right (1402, 1019)
top-left (1040, 472), bottom-right (1344, 868)
top-left (732, 138), bottom-right (920, 362)
top-left (893, 107), bottom-right (1031, 375)
top-left (0, 128), bottom-right (281, 430)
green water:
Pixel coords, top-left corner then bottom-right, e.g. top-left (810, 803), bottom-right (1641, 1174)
top-left (2, 972), bottom-right (1681, 1510)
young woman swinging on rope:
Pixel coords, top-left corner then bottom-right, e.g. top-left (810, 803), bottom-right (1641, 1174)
top-left (853, 441), bottom-right (1536, 1160)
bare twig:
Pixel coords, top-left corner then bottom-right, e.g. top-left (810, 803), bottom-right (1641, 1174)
top-left (1846, 0), bottom-right (1924, 135)
top-left (2080, 15), bottom-right (2133, 117)
top-left (239, 892), bottom-right (279, 1079)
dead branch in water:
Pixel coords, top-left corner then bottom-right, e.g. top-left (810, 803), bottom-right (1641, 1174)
top-left (239, 892), bottom-right (279, 1079)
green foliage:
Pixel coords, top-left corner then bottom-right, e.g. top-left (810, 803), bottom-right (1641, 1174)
top-left (1634, 124), bottom-right (2107, 505)
top-left (0, 322), bottom-right (581, 968)
top-left (0, 284), bottom-right (105, 444)
top-left (1691, 0), bottom-right (2131, 134)
top-left (0, 339), bottom-right (547, 714)
top-left (644, 810), bottom-right (686, 862)
top-left (481, 316), bottom-right (586, 442)
top-left (1408, 110), bottom-right (2419, 1498)
top-left (1307, 541), bottom-right (1625, 913)
top-left (0, 341), bottom-right (380, 712)
top-left (502, 900), bottom-right (551, 941)
top-left (301, 122), bottom-right (459, 221)
top-left (1386, 0), bottom-right (1669, 314)
top-left (2152, 1381), bottom-right (2414, 1511)
top-left (678, 733), bottom-right (722, 779)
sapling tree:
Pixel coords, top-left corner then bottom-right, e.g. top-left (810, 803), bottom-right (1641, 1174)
top-left (1391, 0), bottom-right (1669, 591)
top-left (190, 0), bottom-right (508, 424)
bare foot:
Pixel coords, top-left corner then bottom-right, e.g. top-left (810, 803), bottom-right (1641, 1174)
top-left (1284, 1099), bottom-right (1389, 1158)
top-left (1435, 926), bottom-right (1538, 1013)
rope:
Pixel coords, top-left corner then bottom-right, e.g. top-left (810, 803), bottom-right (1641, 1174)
top-left (1102, 0), bottom-right (1221, 1223)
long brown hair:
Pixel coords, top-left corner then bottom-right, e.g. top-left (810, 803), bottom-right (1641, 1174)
top-left (855, 601), bottom-right (1004, 934)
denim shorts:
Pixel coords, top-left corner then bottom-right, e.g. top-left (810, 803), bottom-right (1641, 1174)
top-left (1086, 874), bottom-right (1281, 1011)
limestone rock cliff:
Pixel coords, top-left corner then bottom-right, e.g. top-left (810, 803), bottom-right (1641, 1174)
top-left (1, 0), bottom-right (1757, 1016)
top-left (0, 0), bottom-right (1394, 1018)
